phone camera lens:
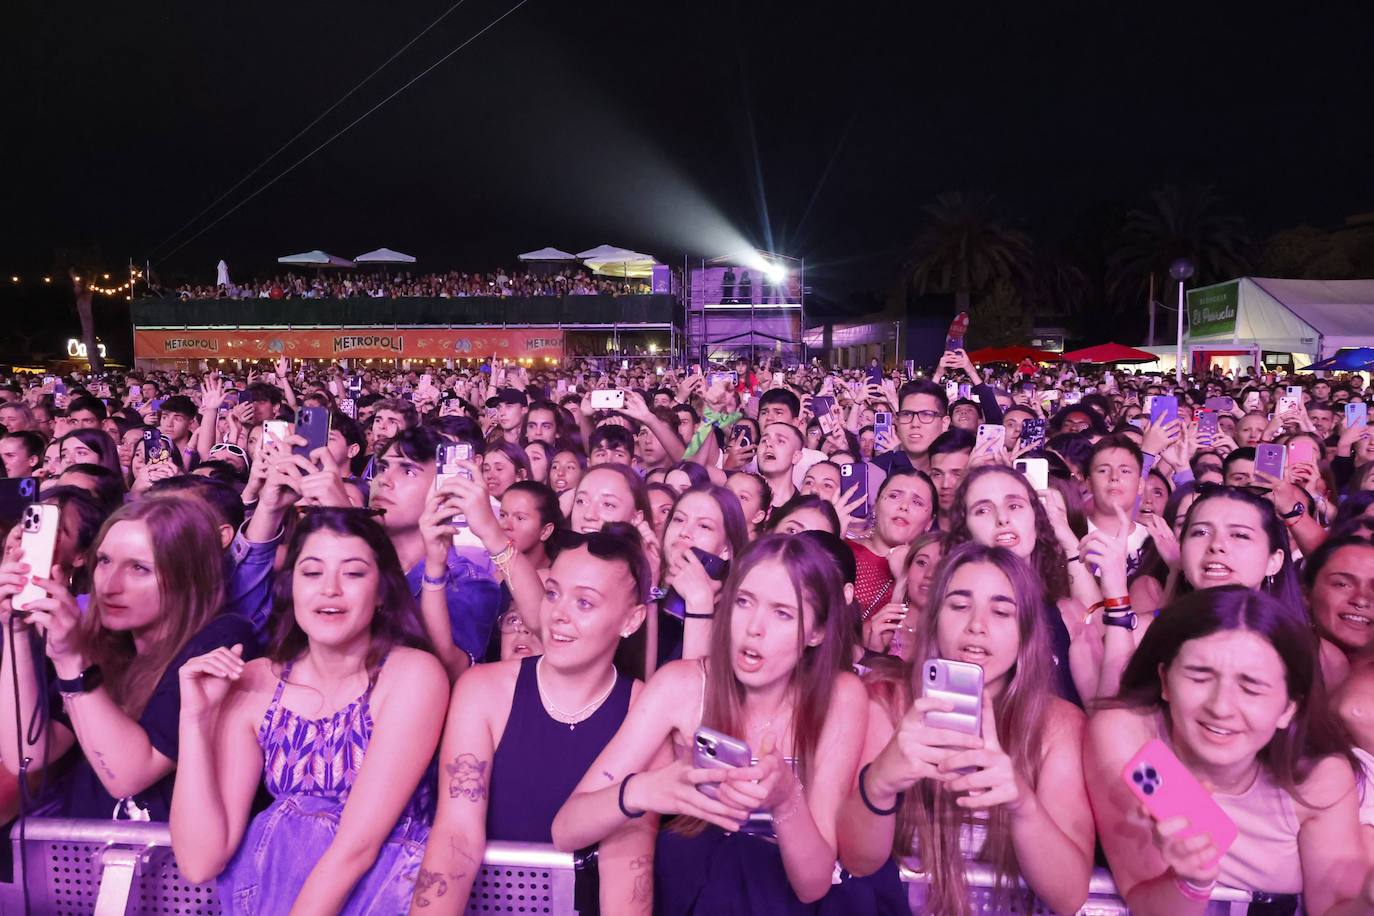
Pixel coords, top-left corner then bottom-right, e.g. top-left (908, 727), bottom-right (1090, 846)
top-left (1144, 766), bottom-right (1157, 781)
top-left (1142, 782), bottom-right (1155, 795)
top-left (1131, 770), bottom-right (1143, 784)
top-left (928, 665), bottom-right (937, 680)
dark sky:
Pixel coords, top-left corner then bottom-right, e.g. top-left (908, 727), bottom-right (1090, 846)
top-left (4, 0), bottom-right (1372, 302)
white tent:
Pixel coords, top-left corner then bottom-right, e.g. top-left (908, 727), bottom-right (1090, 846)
top-left (1186, 278), bottom-right (1374, 364)
top-left (575, 244), bottom-right (637, 261)
top-left (278, 250), bottom-right (356, 268)
top-left (354, 247), bottom-right (416, 264)
top-left (518, 247), bottom-right (577, 261)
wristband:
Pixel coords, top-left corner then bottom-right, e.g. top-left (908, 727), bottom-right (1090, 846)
top-left (421, 569), bottom-right (449, 589)
top-left (1065, 555), bottom-right (1081, 564)
top-left (618, 773), bottom-right (645, 819)
top-left (1173, 874), bottom-right (1215, 901)
top-left (683, 611), bottom-right (714, 620)
top-left (858, 763), bottom-right (902, 816)
top-left (1103, 595), bottom-right (1131, 609)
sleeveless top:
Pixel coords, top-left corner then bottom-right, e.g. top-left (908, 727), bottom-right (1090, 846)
top-left (1159, 724), bottom-right (1303, 893)
top-left (258, 655), bottom-right (433, 823)
top-left (848, 541), bottom-right (895, 619)
top-left (487, 655), bottom-right (634, 843)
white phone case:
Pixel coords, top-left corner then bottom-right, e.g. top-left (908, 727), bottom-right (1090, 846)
top-left (15, 504), bottom-right (60, 612)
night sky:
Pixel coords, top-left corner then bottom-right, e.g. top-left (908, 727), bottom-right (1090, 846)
top-left (4, 0), bottom-right (1372, 304)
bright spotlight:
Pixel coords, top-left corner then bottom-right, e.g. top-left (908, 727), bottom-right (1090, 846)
top-left (765, 264), bottom-right (787, 284)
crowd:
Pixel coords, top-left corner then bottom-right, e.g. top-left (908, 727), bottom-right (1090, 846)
top-left (174, 268), bottom-right (643, 301)
top-left (0, 345), bottom-right (1373, 915)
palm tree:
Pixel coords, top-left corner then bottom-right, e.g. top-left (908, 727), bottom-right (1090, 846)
top-left (1107, 185), bottom-right (1251, 323)
top-left (902, 190), bottom-right (1033, 314)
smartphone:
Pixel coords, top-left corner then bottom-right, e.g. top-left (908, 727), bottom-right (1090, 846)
top-left (1347, 402), bottom-right (1368, 429)
top-left (811, 396), bottom-right (836, 417)
top-left (1286, 385), bottom-right (1303, 401)
top-left (1149, 395), bottom-right (1179, 426)
top-left (976, 424), bottom-right (1006, 449)
top-left (262, 420), bottom-right (291, 449)
top-left (1019, 418), bottom-right (1047, 448)
top-left (436, 443), bottom-right (475, 527)
top-left (1288, 439), bottom-right (1318, 468)
top-left (150, 397), bottom-right (167, 411)
top-left (1243, 392), bottom-right (1261, 411)
top-left (141, 428), bottom-right (167, 464)
top-left (731, 423), bottom-right (752, 450)
top-left (1254, 443), bottom-right (1287, 480)
top-left (944, 381), bottom-right (959, 403)
top-left (1121, 739), bottom-right (1238, 868)
top-left (339, 397), bottom-right (357, 419)
top-left (348, 376), bottom-right (362, 396)
top-left (293, 406), bottom-right (330, 461)
top-left (708, 372), bottom-right (738, 389)
top-left (693, 727), bottom-right (751, 800)
top-left (839, 462), bottom-right (869, 519)
top-left (772, 371), bottom-right (784, 387)
top-left (1277, 396), bottom-right (1300, 415)
top-left (957, 384), bottom-right (972, 400)
top-left (1197, 410), bottom-right (1220, 441)
top-left (662, 548), bottom-right (731, 620)
top-left (1063, 391), bottom-right (1082, 406)
top-left (921, 659), bottom-right (983, 773)
top-left (867, 364), bottom-right (884, 386)
top-left (14, 504), bottom-right (60, 613)
top-left (874, 411), bottom-right (893, 440)
top-left (944, 311), bottom-right (969, 352)
top-left (1014, 457), bottom-right (1049, 492)
top-left (0, 476), bottom-right (38, 527)
top-left (590, 389), bottom-right (625, 410)
top-left (1205, 397), bottom-right (1236, 413)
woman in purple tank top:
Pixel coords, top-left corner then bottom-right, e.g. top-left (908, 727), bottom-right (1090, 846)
top-left (410, 471), bottom-right (657, 915)
top-left (170, 508), bottom-right (448, 915)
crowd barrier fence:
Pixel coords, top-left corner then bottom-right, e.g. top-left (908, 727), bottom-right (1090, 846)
top-left (0, 817), bottom-right (1263, 915)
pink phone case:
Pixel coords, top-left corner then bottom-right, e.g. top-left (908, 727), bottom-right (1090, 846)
top-left (1121, 739), bottom-right (1237, 866)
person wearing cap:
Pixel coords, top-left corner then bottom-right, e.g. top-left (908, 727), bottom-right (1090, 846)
top-left (486, 388), bottom-right (527, 446)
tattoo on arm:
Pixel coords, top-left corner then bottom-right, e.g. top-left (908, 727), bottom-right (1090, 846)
top-left (445, 753), bottom-right (489, 802)
top-left (92, 750), bottom-right (117, 782)
top-left (602, 770), bottom-right (616, 782)
top-left (414, 868), bottom-right (448, 906)
top-left (449, 836), bottom-right (480, 872)
top-left (629, 854), bottom-right (652, 903)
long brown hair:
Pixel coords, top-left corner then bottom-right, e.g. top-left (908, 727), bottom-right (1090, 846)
top-left (676, 534), bottom-right (855, 836)
top-left (947, 464), bottom-right (1071, 601)
top-left (890, 542), bottom-right (1056, 916)
top-left (75, 497), bottom-right (226, 716)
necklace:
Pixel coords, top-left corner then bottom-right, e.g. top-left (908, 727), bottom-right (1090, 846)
top-left (536, 658), bottom-right (618, 730)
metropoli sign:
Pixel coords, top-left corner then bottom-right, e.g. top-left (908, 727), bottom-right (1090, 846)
top-left (133, 328), bottom-right (564, 360)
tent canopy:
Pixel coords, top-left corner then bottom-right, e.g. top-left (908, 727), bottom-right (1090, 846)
top-left (581, 246), bottom-right (660, 279)
top-left (354, 247), bottom-right (416, 264)
top-left (277, 250), bottom-right (355, 268)
top-left (575, 244), bottom-right (637, 260)
top-left (1060, 342), bottom-right (1158, 363)
top-left (1186, 277), bottom-right (1374, 362)
top-left (966, 345), bottom-right (1061, 365)
top-left (518, 247), bottom-right (577, 261)
top-left (1297, 347), bottom-right (1374, 372)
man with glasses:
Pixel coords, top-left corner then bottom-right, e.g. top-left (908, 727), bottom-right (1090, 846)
top-left (874, 379), bottom-right (950, 476)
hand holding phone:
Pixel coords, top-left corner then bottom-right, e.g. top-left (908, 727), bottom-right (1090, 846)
top-left (693, 727), bottom-right (751, 800)
top-left (1121, 739), bottom-right (1238, 871)
top-left (14, 504), bottom-right (60, 612)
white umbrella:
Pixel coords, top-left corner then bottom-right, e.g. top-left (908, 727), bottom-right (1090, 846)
top-left (518, 247), bottom-right (577, 261)
top-left (354, 247), bottom-right (417, 264)
top-left (584, 249), bottom-right (660, 279)
top-left (277, 250), bottom-right (356, 268)
top-left (216, 260), bottom-right (231, 287)
top-left (576, 244), bottom-right (640, 261)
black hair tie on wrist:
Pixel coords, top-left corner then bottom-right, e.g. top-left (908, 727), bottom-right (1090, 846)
top-left (858, 763), bottom-right (902, 816)
top-left (619, 773), bottom-right (645, 819)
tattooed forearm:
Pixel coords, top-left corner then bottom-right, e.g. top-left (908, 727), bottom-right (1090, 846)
top-left (92, 750), bottom-right (117, 781)
top-left (629, 854), bottom-right (652, 903)
top-left (449, 836), bottom-right (480, 871)
top-left (413, 868), bottom-right (448, 907)
top-left (444, 753), bottom-right (489, 802)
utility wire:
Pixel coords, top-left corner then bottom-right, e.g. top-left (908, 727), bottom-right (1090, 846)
top-left (155, 0), bottom-right (528, 263)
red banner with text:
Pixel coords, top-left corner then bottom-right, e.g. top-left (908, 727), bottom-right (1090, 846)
top-left (134, 328), bottom-right (564, 361)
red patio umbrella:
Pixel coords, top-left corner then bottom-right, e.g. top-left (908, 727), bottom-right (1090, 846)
top-left (1059, 342), bottom-right (1158, 364)
top-left (966, 345), bottom-right (1062, 365)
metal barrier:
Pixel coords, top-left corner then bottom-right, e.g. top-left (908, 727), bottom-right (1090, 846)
top-left (0, 817), bottom-right (1272, 915)
top-left (0, 819), bottom-right (579, 915)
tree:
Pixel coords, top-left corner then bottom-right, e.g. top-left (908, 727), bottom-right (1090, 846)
top-left (902, 190), bottom-right (1033, 314)
top-left (1106, 185), bottom-right (1251, 320)
top-left (69, 269), bottom-right (104, 376)
top-left (968, 280), bottom-right (1030, 349)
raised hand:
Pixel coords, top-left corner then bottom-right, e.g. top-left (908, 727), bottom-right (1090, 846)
top-left (178, 644), bottom-right (246, 720)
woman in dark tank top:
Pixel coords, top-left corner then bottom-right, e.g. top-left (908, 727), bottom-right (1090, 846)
top-left (409, 468), bottom-right (657, 916)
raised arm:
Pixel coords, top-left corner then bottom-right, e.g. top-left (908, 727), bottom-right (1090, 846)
top-left (170, 648), bottom-right (265, 883)
top-left (290, 650), bottom-right (448, 916)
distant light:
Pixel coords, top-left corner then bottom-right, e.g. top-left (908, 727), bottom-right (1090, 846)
top-left (102, 274), bottom-right (110, 280)
top-left (9, 276), bottom-right (17, 283)
top-left (43, 277), bottom-right (51, 283)
top-left (765, 265), bottom-right (787, 284)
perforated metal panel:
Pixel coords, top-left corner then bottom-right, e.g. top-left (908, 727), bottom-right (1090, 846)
top-left (466, 862), bottom-right (565, 914)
